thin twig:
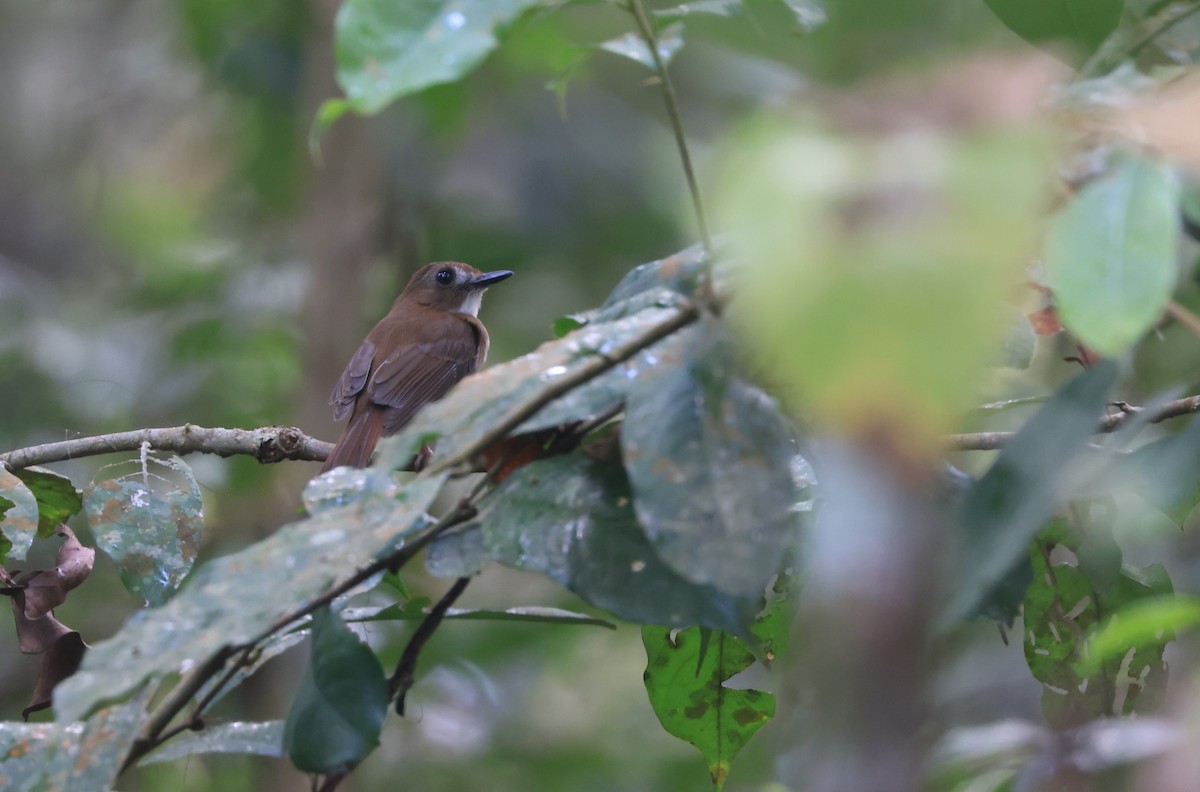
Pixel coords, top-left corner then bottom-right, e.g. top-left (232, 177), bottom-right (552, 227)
top-left (948, 394), bottom-right (1200, 451)
top-left (390, 576), bottom-right (472, 715)
top-left (1167, 300), bottom-right (1200, 342)
top-left (625, 0), bottom-right (713, 259)
top-left (0, 425), bottom-right (333, 471)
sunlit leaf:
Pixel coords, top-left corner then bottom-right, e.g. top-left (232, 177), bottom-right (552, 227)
top-left (654, 0), bottom-right (744, 22)
top-left (623, 321), bottom-right (799, 596)
top-left (284, 607), bottom-right (388, 774)
top-left (334, 0), bottom-right (540, 115)
top-left (943, 361), bottom-right (1120, 626)
top-left (643, 625), bottom-right (774, 790)
top-left (598, 23), bottom-right (685, 70)
top-left (0, 466), bottom-right (38, 563)
top-left (469, 450), bottom-right (759, 635)
top-left (55, 474), bottom-right (447, 722)
top-left (142, 720), bottom-right (284, 765)
top-left (1045, 156), bottom-right (1180, 357)
top-left (11, 466), bottom-right (83, 537)
top-left (983, 0), bottom-right (1123, 59)
top-left (343, 602), bottom-right (617, 629)
top-left (83, 455), bottom-right (203, 607)
top-left (778, 0), bottom-right (825, 31)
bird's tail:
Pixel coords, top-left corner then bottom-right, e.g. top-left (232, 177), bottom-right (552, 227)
top-left (319, 406), bottom-right (386, 473)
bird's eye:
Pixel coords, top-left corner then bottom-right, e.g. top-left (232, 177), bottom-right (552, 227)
top-left (435, 268), bottom-right (454, 285)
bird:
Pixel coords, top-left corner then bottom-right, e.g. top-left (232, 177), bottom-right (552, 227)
top-left (319, 261), bottom-right (513, 473)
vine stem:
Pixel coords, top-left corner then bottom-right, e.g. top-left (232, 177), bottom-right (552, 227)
top-left (625, 0), bottom-right (713, 259)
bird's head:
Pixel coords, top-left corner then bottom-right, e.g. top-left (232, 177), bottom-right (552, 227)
top-left (401, 262), bottom-right (513, 315)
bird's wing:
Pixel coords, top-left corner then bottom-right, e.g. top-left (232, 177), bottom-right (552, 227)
top-left (329, 340), bottom-right (376, 421)
top-left (368, 322), bottom-right (482, 434)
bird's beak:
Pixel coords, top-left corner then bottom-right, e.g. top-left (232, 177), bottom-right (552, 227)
top-left (471, 270), bottom-right (514, 288)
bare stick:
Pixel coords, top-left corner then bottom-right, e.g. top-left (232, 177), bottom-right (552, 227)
top-left (0, 425), bottom-right (333, 471)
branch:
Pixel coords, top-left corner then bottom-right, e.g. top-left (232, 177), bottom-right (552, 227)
top-left (390, 576), bottom-right (471, 714)
top-left (0, 425), bottom-right (333, 471)
top-left (948, 394), bottom-right (1200, 451)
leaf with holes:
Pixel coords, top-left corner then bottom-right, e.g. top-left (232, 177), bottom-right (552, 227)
top-left (83, 455), bottom-right (203, 606)
top-left (643, 625), bottom-right (775, 790)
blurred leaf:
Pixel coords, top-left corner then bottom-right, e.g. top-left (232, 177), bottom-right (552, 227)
top-left (778, 0), bottom-right (826, 30)
top-left (334, 0), bottom-right (539, 115)
top-left (0, 467), bottom-right (38, 563)
top-left (623, 321), bottom-right (799, 596)
top-left (942, 361), bottom-right (1120, 627)
top-left (643, 625), bottom-right (774, 790)
top-left (83, 455), bottom-right (203, 607)
top-left (598, 23), bottom-right (685, 70)
top-left (1045, 156), bottom-right (1181, 357)
top-left (470, 450), bottom-right (760, 635)
top-left (722, 124), bottom-right (1048, 457)
top-left (143, 720), bottom-right (284, 765)
top-left (343, 602), bottom-right (617, 629)
top-left (284, 607), bottom-right (387, 775)
top-left (0, 693), bottom-right (148, 790)
top-left (599, 244), bottom-right (708, 308)
top-left (10, 467), bottom-right (83, 537)
top-left (655, 0), bottom-right (744, 23)
top-left (425, 525), bottom-right (489, 577)
top-left (54, 474), bottom-right (447, 722)
top-left (1081, 594), bottom-right (1200, 676)
top-left (1113, 416), bottom-right (1200, 524)
top-left (983, 0), bottom-right (1123, 58)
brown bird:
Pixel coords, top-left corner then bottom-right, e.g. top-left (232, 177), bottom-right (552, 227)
top-left (320, 262), bottom-right (513, 473)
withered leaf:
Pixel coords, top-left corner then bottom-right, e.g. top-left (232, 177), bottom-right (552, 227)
top-left (23, 631), bottom-right (87, 720)
top-left (19, 526), bottom-right (96, 619)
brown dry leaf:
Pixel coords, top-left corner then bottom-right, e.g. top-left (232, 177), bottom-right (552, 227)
top-left (19, 525), bottom-right (96, 619)
top-left (478, 427), bottom-right (580, 484)
top-left (10, 592), bottom-right (74, 654)
top-left (23, 631), bottom-right (87, 720)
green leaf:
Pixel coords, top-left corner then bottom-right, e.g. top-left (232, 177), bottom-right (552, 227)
top-left (0, 467), bottom-right (38, 563)
top-left (11, 466), bottom-right (83, 537)
top-left (0, 693), bottom-right (149, 791)
top-left (1046, 157), bottom-right (1181, 356)
top-left (470, 450), bottom-right (759, 635)
top-left (942, 361), bottom-right (1120, 627)
top-left (623, 322), bottom-right (799, 596)
top-left (598, 23), bottom-right (685, 70)
top-left (983, 0), bottom-right (1123, 58)
top-left (643, 625), bottom-right (774, 790)
top-left (83, 455), bottom-right (203, 607)
top-left (654, 0), bottom-right (744, 22)
top-left (284, 607), bottom-right (388, 775)
top-left (778, 0), bottom-right (825, 30)
top-left (142, 720), bottom-right (284, 765)
top-left (54, 473), bottom-right (447, 722)
top-left (334, 0), bottom-right (540, 115)
top-left (1081, 595), bottom-right (1200, 676)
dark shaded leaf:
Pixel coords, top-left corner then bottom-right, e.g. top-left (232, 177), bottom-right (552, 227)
top-left (55, 474), bottom-right (447, 722)
top-left (83, 455), bottom-right (203, 606)
top-left (942, 361), bottom-right (1120, 626)
top-left (11, 467), bottom-right (83, 537)
top-left (623, 322), bottom-right (799, 596)
top-left (643, 625), bottom-right (774, 790)
top-left (142, 720), bottom-right (285, 765)
top-left (470, 450), bottom-right (759, 635)
top-left (284, 607), bottom-right (388, 775)
top-left (983, 0), bottom-right (1123, 59)
top-left (0, 467), bottom-right (38, 562)
top-left (18, 526), bottom-right (96, 619)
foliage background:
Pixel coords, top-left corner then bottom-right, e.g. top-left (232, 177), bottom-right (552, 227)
top-left (2, 0), bottom-right (1198, 790)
